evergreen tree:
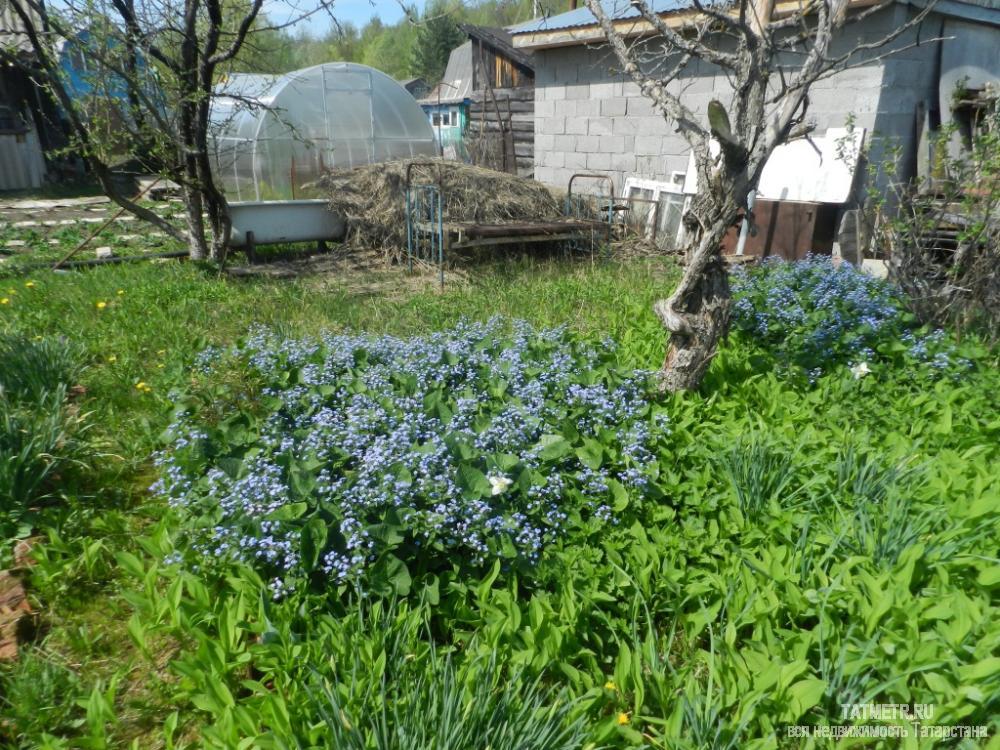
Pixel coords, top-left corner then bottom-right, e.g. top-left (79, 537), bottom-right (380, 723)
top-left (410, 6), bottom-right (465, 84)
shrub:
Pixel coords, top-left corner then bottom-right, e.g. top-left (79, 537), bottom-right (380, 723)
top-left (0, 334), bottom-right (83, 406)
top-left (0, 393), bottom-right (72, 507)
top-left (0, 649), bottom-right (83, 748)
top-left (0, 336), bottom-right (87, 546)
top-left (155, 320), bottom-right (666, 596)
top-left (874, 112), bottom-right (1000, 342)
top-left (730, 255), bottom-right (970, 377)
top-left (317, 654), bottom-right (587, 750)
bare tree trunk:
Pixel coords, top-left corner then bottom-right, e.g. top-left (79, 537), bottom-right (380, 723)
top-left (184, 186), bottom-right (209, 260)
top-left (655, 199), bottom-right (736, 391)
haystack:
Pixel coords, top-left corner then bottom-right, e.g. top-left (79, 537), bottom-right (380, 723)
top-left (320, 159), bottom-right (563, 262)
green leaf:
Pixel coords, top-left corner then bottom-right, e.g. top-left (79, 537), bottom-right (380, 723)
top-left (536, 434), bottom-right (572, 461)
top-left (576, 438), bottom-right (604, 470)
top-left (457, 464), bottom-right (492, 497)
top-left (609, 479), bottom-right (630, 512)
top-left (957, 657), bottom-right (1000, 682)
top-left (217, 457), bottom-right (243, 480)
top-left (268, 502), bottom-right (308, 521)
top-left (786, 678), bottom-right (827, 719)
top-left (115, 551), bottom-right (146, 579)
top-left (370, 555), bottom-right (411, 596)
top-left (977, 565), bottom-right (1000, 587)
top-left (300, 518), bottom-right (328, 569)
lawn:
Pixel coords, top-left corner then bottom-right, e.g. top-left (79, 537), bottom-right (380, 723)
top-left (0, 251), bottom-right (997, 749)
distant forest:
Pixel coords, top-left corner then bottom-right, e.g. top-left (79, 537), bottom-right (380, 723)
top-left (235, 0), bottom-right (565, 83)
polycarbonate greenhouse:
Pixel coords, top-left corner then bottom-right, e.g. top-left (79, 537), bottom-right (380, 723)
top-left (210, 63), bottom-right (437, 202)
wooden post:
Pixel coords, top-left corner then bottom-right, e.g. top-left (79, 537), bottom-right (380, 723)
top-left (246, 230), bottom-right (256, 264)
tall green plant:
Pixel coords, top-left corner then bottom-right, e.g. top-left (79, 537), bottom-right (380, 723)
top-left (316, 653), bottom-right (586, 750)
top-left (411, 3), bottom-right (465, 84)
top-left (0, 335), bottom-right (83, 405)
top-left (721, 437), bottom-right (797, 519)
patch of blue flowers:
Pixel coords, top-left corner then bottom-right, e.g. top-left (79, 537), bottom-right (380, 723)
top-left (731, 255), bottom-right (970, 377)
top-left (153, 319), bottom-right (664, 597)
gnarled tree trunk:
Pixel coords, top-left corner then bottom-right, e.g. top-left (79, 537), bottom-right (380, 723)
top-left (655, 190), bottom-right (740, 391)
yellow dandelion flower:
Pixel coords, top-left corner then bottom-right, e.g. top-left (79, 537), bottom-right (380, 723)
top-left (96, 301), bottom-right (108, 310)
top-left (0, 298), bottom-right (9, 306)
top-left (117, 289), bottom-right (125, 296)
top-left (25, 281), bottom-right (35, 289)
top-left (604, 681), bottom-right (617, 691)
top-left (135, 381), bottom-right (147, 391)
top-left (617, 712), bottom-right (630, 726)
top-left (107, 355), bottom-right (117, 363)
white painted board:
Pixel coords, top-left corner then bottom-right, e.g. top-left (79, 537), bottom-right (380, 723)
top-left (757, 127), bottom-right (865, 203)
top-left (682, 127), bottom-right (865, 204)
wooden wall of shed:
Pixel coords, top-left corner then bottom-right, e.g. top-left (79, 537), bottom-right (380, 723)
top-left (466, 86), bottom-right (534, 177)
top-left (472, 42), bottom-right (534, 91)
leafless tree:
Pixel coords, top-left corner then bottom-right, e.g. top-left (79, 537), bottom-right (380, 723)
top-left (0, 0), bottom-right (334, 262)
top-left (584, 0), bottom-right (934, 391)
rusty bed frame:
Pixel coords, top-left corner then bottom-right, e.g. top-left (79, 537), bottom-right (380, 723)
top-left (404, 162), bottom-right (616, 288)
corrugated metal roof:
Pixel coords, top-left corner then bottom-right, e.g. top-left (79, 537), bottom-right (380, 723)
top-left (0, 0), bottom-right (43, 55)
top-left (510, 0), bottom-right (691, 34)
top-left (460, 24), bottom-right (535, 69)
top-left (420, 41), bottom-right (474, 105)
top-left (511, 0), bottom-right (1000, 35)
top-left (907, 0), bottom-right (1000, 25)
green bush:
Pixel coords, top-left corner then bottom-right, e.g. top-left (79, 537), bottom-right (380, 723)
top-left (0, 335), bottom-right (87, 549)
top-left (0, 649), bottom-right (83, 748)
top-left (0, 334), bottom-right (83, 406)
top-left (730, 255), bottom-right (973, 379)
top-left (157, 320), bottom-right (665, 596)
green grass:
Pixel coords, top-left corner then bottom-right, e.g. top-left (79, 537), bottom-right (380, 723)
top-left (0, 250), bottom-right (998, 749)
top-left (0, 253), bottom-right (677, 748)
top-left (1, 257), bottom-right (672, 459)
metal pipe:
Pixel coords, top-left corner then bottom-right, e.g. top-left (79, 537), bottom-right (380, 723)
top-left (21, 250), bottom-right (188, 273)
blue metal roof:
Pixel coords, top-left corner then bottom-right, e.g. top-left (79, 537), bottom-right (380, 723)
top-left (511, 0), bottom-right (1000, 35)
top-left (510, 0), bottom-right (691, 34)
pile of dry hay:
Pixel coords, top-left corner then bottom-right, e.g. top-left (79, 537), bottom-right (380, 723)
top-left (320, 159), bottom-right (564, 263)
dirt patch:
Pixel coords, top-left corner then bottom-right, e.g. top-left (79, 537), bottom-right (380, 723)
top-left (224, 244), bottom-right (468, 297)
top-left (0, 571), bottom-right (34, 661)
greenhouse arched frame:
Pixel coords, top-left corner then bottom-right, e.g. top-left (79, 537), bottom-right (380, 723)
top-left (210, 62), bottom-right (438, 202)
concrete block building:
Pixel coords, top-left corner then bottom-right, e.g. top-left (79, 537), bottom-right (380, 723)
top-left (511, 0), bottom-right (1000, 254)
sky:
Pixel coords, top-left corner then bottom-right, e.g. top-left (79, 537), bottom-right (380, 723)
top-left (334, 0), bottom-right (425, 26)
top-left (263, 0), bottom-right (428, 34)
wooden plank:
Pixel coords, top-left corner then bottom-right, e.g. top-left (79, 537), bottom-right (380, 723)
top-left (452, 232), bottom-right (596, 250)
top-left (469, 101), bottom-right (535, 114)
top-left (462, 220), bottom-right (607, 238)
top-left (468, 112), bottom-right (534, 125)
top-left (415, 219), bottom-right (607, 240)
top-left (469, 87), bottom-right (534, 102)
top-left (471, 120), bottom-right (534, 134)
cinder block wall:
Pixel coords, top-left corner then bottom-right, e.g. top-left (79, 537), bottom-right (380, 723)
top-left (532, 4), bottom-right (943, 198)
